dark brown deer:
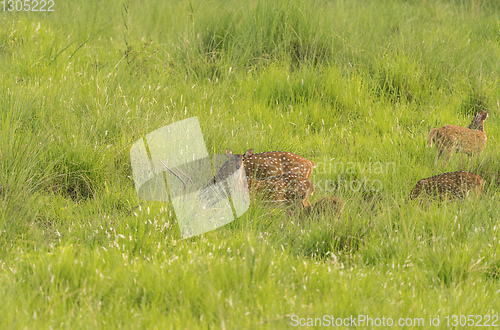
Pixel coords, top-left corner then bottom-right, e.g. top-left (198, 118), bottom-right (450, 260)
top-left (302, 196), bottom-right (344, 220)
top-left (247, 173), bottom-right (315, 207)
top-left (227, 149), bottom-right (316, 180)
top-left (410, 171), bottom-right (484, 201)
top-left (428, 110), bottom-right (489, 161)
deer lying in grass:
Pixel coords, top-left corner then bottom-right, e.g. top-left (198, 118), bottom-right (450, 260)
top-left (227, 149), bottom-right (316, 180)
top-left (410, 171), bottom-right (484, 201)
top-left (247, 173), bottom-right (315, 207)
top-left (302, 196), bottom-right (344, 220)
top-left (428, 110), bottom-right (489, 162)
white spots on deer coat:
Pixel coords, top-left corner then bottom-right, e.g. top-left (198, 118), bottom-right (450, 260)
top-left (429, 110), bottom-right (489, 160)
top-left (410, 171), bottom-right (484, 201)
top-left (247, 173), bottom-right (315, 206)
top-left (240, 150), bottom-right (315, 180)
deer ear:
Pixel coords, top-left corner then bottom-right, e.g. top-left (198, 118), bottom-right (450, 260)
top-left (225, 149), bottom-right (233, 155)
top-left (244, 149), bottom-right (253, 157)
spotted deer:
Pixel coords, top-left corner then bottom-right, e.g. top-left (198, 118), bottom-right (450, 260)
top-left (302, 196), bottom-right (344, 220)
top-left (410, 171), bottom-right (484, 201)
top-left (428, 110), bottom-right (489, 161)
top-left (227, 149), bottom-right (316, 180)
top-left (247, 173), bottom-right (315, 207)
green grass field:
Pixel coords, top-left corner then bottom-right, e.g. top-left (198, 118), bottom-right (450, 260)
top-left (1, 0), bottom-right (500, 328)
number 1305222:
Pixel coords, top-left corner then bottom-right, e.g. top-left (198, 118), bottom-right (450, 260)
top-left (2, 0), bottom-right (54, 11)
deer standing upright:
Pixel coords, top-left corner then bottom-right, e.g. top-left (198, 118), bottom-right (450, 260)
top-left (410, 171), bottom-right (484, 201)
top-left (428, 110), bottom-right (489, 162)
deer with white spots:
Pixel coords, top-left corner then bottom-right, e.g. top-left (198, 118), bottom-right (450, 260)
top-left (247, 173), bottom-right (315, 207)
top-left (428, 110), bottom-right (489, 161)
top-left (212, 150), bottom-right (314, 206)
top-left (410, 171), bottom-right (484, 201)
top-left (228, 149), bottom-right (316, 180)
top-left (216, 149), bottom-right (315, 206)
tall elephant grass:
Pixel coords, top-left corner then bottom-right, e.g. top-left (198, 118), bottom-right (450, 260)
top-left (1, 0), bottom-right (500, 327)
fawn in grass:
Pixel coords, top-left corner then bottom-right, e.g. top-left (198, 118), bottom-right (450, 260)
top-left (301, 196), bottom-right (344, 221)
top-left (228, 149), bottom-right (316, 180)
top-left (428, 110), bottom-right (489, 163)
top-left (410, 171), bottom-right (485, 201)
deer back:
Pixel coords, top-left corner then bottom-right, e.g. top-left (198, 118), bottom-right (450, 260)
top-left (241, 149), bottom-right (315, 179)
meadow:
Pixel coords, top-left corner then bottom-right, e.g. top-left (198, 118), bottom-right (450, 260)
top-left (1, 0), bottom-right (500, 327)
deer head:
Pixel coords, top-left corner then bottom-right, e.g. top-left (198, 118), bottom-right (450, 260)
top-left (467, 110), bottom-right (489, 131)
